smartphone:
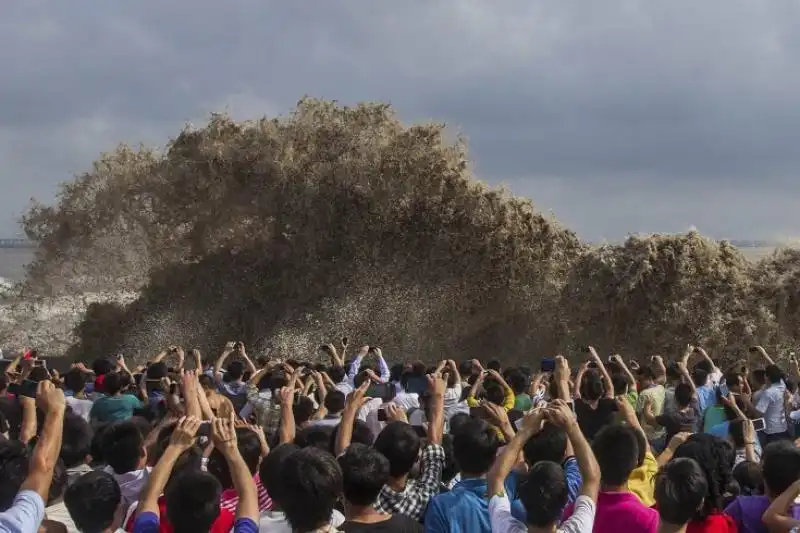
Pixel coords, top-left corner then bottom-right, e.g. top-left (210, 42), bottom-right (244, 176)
top-left (751, 418), bottom-right (766, 432)
top-left (587, 361), bottom-right (598, 369)
top-left (377, 408), bottom-right (387, 422)
top-left (540, 358), bottom-right (555, 373)
top-left (719, 382), bottom-right (730, 397)
top-left (20, 379), bottom-right (39, 398)
top-left (33, 359), bottom-right (46, 368)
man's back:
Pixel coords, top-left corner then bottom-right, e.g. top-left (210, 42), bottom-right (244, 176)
top-left (424, 478), bottom-right (490, 533)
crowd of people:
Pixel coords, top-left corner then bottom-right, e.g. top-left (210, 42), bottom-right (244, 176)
top-left (0, 339), bottom-right (800, 533)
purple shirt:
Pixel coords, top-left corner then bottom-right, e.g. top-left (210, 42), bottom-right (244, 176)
top-left (725, 495), bottom-right (770, 533)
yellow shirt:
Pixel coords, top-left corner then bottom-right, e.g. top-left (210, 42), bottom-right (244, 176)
top-left (627, 451), bottom-right (658, 507)
top-left (467, 386), bottom-right (515, 441)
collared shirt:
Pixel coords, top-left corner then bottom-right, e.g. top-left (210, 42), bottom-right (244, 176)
top-left (0, 490), bottom-right (45, 533)
top-left (756, 381), bottom-right (788, 435)
top-left (424, 478), bottom-right (491, 533)
top-left (246, 386), bottom-right (282, 441)
top-left (375, 443), bottom-right (446, 522)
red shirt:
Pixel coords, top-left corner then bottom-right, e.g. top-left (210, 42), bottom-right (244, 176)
top-left (124, 496), bottom-right (236, 533)
top-left (686, 513), bottom-right (738, 533)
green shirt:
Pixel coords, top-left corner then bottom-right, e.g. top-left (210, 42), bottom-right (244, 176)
top-left (514, 393), bottom-right (532, 411)
top-left (89, 394), bottom-right (142, 423)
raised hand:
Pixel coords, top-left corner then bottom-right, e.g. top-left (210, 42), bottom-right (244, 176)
top-left (169, 416), bottom-right (202, 451)
top-left (211, 414), bottom-right (238, 455)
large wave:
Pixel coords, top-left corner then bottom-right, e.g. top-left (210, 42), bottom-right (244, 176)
top-left (7, 99), bottom-right (800, 364)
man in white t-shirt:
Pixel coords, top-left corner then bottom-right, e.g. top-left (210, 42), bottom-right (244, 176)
top-left (487, 398), bottom-right (600, 533)
top-left (754, 364), bottom-right (789, 443)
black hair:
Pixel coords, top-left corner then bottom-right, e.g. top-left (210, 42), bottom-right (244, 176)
top-left (666, 362), bottom-right (682, 382)
top-left (519, 461), bottom-right (568, 527)
top-left (198, 374), bottom-right (215, 390)
top-left (724, 371), bottom-right (743, 391)
top-left (328, 365), bottom-right (346, 384)
top-left (765, 364), bottom-right (784, 384)
top-left (673, 433), bottom-right (735, 519)
top-left (592, 424), bottom-right (640, 487)
top-left (637, 366), bottom-right (656, 382)
top-left (60, 411), bottom-right (93, 468)
top-left (441, 434), bottom-right (459, 484)
top-left (259, 443), bottom-right (300, 508)
top-left (280, 448), bottom-right (343, 532)
top-left (92, 358), bottom-right (114, 376)
top-left (752, 369), bottom-right (767, 386)
top-left (458, 360), bottom-right (474, 377)
top-left (324, 391), bottom-right (346, 414)
top-left (453, 418), bottom-right (500, 476)
top-left (506, 371), bottom-right (527, 395)
top-left (692, 368), bottom-right (708, 388)
top-left (487, 360), bottom-right (502, 372)
top-left (611, 373), bottom-right (629, 396)
top-left (694, 360), bottom-right (713, 374)
top-left (733, 460), bottom-right (763, 496)
top-left (0, 440), bottom-right (28, 510)
top-left (330, 420), bottom-right (374, 454)
top-left (522, 423), bottom-right (567, 466)
top-left (655, 457), bottom-right (708, 526)
top-left (580, 371), bottom-right (604, 402)
top-left (90, 424), bottom-right (110, 466)
top-left (374, 421), bottom-right (420, 478)
top-left (227, 360), bottom-right (245, 381)
top-left (206, 427), bottom-right (262, 489)
top-left (64, 368), bottom-right (87, 394)
top-left (675, 382), bottom-right (693, 409)
top-left (295, 426), bottom-right (334, 451)
top-left (761, 441), bottom-right (800, 496)
top-left (102, 420), bottom-right (145, 474)
top-left (484, 381), bottom-right (505, 406)
top-left (145, 362), bottom-right (168, 380)
top-left (64, 470), bottom-right (121, 533)
top-left (353, 370), bottom-right (371, 389)
top-left (449, 412), bottom-right (471, 436)
top-left (339, 443), bottom-right (390, 506)
top-left (103, 372), bottom-right (123, 396)
top-left (165, 470), bottom-right (222, 533)
top-left (293, 396), bottom-right (316, 425)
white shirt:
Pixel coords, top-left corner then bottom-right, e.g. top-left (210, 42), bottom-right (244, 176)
top-left (392, 392), bottom-right (420, 412)
top-left (311, 416), bottom-right (342, 428)
top-left (65, 396), bottom-right (93, 422)
top-left (258, 509), bottom-right (344, 533)
top-left (44, 501), bottom-right (78, 532)
top-left (755, 381), bottom-right (788, 435)
top-left (335, 381), bottom-right (354, 396)
top-left (357, 397), bottom-right (385, 438)
top-left (489, 494), bottom-right (596, 533)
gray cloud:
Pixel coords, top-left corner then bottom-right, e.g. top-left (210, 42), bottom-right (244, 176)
top-left (2, 0), bottom-right (800, 240)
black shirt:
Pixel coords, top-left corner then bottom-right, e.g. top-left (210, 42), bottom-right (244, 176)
top-left (342, 515), bottom-right (424, 533)
top-left (574, 398), bottom-right (617, 441)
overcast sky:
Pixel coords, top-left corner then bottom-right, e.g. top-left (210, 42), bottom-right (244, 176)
top-left (2, 1), bottom-right (800, 242)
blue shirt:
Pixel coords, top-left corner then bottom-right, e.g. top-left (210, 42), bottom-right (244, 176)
top-left (133, 511), bottom-right (258, 533)
top-left (505, 456), bottom-right (582, 523)
top-left (0, 490), bottom-right (45, 533)
top-left (424, 478), bottom-right (490, 533)
top-left (696, 384), bottom-right (717, 415)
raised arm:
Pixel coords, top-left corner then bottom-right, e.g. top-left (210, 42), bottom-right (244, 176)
top-left (616, 396), bottom-right (651, 457)
top-left (214, 342), bottom-right (236, 382)
top-left (427, 372), bottom-right (446, 446)
top-left (137, 417), bottom-right (201, 517)
top-left (278, 387), bottom-right (296, 445)
top-left (588, 346), bottom-right (614, 399)
top-left (573, 361), bottom-right (587, 400)
top-left (446, 360), bottom-right (462, 388)
top-left (650, 355), bottom-right (667, 384)
top-left (750, 345), bottom-right (775, 367)
top-left (181, 370), bottom-right (202, 420)
top-left (20, 382), bottom-right (65, 502)
top-left (555, 356), bottom-right (572, 402)
top-left (192, 349), bottom-right (203, 372)
top-left (610, 354), bottom-right (637, 388)
top-left (696, 346), bottom-right (721, 374)
top-left (762, 479), bottom-right (800, 532)
top-left (321, 343), bottom-right (344, 368)
top-left (213, 415), bottom-right (259, 523)
top-left (677, 359), bottom-right (698, 399)
top-left (549, 399), bottom-right (601, 501)
top-left (335, 380), bottom-right (370, 456)
top-left (373, 348), bottom-right (391, 382)
top-left (488, 409), bottom-right (545, 496)
top-left (346, 346), bottom-right (369, 383)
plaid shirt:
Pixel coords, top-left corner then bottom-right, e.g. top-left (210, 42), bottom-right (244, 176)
top-left (374, 443), bottom-right (446, 522)
top-left (247, 386), bottom-right (282, 442)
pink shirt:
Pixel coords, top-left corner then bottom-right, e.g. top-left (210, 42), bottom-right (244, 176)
top-left (564, 491), bottom-right (658, 533)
